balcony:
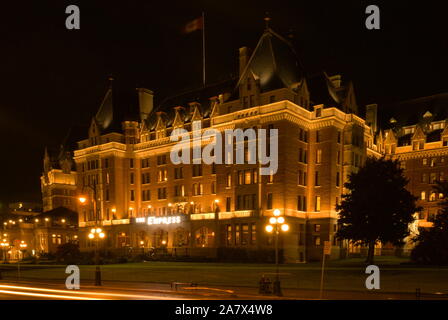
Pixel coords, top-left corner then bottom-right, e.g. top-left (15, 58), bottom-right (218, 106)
top-left (190, 213), bottom-right (215, 220)
top-left (218, 210), bottom-right (253, 220)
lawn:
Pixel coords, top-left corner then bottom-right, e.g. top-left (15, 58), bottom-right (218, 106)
top-left (2, 257), bottom-right (448, 293)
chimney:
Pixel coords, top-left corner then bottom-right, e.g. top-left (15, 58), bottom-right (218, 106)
top-left (137, 88), bottom-right (154, 122)
top-left (366, 104), bottom-right (378, 133)
top-left (239, 47), bottom-right (250, 77)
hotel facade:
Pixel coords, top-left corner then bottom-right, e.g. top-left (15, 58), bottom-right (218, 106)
top-left (41, 27), bottom-right (448, 262)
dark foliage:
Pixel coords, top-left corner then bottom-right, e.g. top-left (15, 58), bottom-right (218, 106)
top-left (336, 157), bottom-right (420, 264)
top-left (411, 181), bottom-right (448, 265)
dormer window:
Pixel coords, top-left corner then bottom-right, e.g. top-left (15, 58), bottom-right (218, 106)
top-left (315, 108), bottom-right (322, 118)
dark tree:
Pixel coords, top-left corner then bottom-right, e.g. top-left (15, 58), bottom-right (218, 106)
top-left (55, 242), bottom-right (81, 264)
top-left (336, 157), bottom-right (419, 264)
top-left (411, 181), bottom-right (448, 265)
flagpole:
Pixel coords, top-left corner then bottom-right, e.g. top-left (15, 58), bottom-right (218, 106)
top-left (202, 11), bottom-right (206, 87)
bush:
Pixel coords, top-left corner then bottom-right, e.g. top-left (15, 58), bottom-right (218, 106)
top-left (55, 243), bottom-right (81, 264)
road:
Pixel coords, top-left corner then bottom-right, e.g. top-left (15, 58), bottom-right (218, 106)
top-left (0, 282), bottom-right (199, 300)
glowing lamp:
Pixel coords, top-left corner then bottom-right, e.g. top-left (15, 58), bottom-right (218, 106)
top-left (265, 225), bottom-right (274, 233)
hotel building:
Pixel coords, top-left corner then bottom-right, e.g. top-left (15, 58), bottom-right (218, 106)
top-left (42, 26), bottom-right (448, 262)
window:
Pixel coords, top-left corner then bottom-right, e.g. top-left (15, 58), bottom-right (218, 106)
top-left (141, 158), bottom-right (150, 168)
top-left (130, 173), bottom-right (134, 184)
top-left (314, 224), bottom-right (321, 232)
top-left (226, 197), bottom-right (231, 212)
top-left (142, 190), bottom-right (151, 201)
top-left (315, 196), bottom-right (321, 212)
top-left (315, 108), bottom-right (322, 118)
top-left (193, 183), bottom-right (203, 196)
top-left (158, 169), bottom-right (167, 182)
top-left (130, 190), bottom-right (135, 201)
top-left (226, 225), bottom-right (232, 245)
top-left (235, 225), bottom-right (240, 245)
top-left (253, 169), bottom-right (258, 184)
top-left (249, 95), bottom-right (255, 107)
top-left (244, 170), bottom-right (252, 184)
top-left (211, 181), bottom-right (216, 194)
top-left (267, 193), bottom-right (273, 210)
top-left (226, 173), bottom-right (232, 188)
top-left (105, 158), bottom-right (109, 168)
top-left (129, 159), bottom-right (134, 169)
top-left (337, 131), bottom-right (341, 143)
top-left (315, 171), bottom-right (320, 186)
top-left (105, 189), bottom-right (109, 201)
top-left (157, 154), bottom-right (167, 165)
top-left (337, 151), bottom-right (341, 164)
top-left (316, 149), bottom-right (322, 164)
top-left (314, 236), bottom-right (321, 246)
top-left (423, 158), bottom-right (428, 165)
top-left (157, 188), bottom-right (167, 199)
top-left (429, 192), bottom-right (436, 202)
top-left (192, 164), bottom-right (202, 177)
top-left (430, 173), bottom-right (437, 184)
top-left (297, 195), bottom-right (306, 211)
top-left (250, 224), bottom-right (257, 244)
top-left (421, 191), bottom-right (426, 200)
top-left (142, 173), bottom-right (150, 184)
top-left (174, 167), bottom-right (183, 179)
top-left (241, 224), bottom-right (249, 245)
top-left (336, 172), bottom-right (340, 187)
top-left (316, 130), bottom-right (321, 142)
top-left (269, 95), bottom-right (275, 103)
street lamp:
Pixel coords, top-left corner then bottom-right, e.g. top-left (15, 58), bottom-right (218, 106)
top-left (0, 239), bottom-right (9, 264)
top-left (79, 180), bottom-right (103, 286)
top-left (87, 226), bottom-right (106, 286)
top-left (18, 240), bottom-right (27, 280)
top-left (265, 210), bottom-right (289, 296)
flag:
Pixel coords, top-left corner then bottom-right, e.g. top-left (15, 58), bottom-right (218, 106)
top-left (182, 17), bottom-right (203, 34)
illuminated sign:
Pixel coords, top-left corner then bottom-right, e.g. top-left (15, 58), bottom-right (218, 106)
top-left (147, 216), bottom-right (181, 225)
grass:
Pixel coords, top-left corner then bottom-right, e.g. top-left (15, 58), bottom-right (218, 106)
top-left (2, 256), bottom-right (448, 293)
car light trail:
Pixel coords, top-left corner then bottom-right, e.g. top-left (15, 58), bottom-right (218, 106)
top-left (0, 284), bottom-right (184, 300)
top-left (0, 289), bottom-right (101, 300)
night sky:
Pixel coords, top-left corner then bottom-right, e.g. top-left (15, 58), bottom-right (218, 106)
top-left (0, 0), bottom-right (446, 206)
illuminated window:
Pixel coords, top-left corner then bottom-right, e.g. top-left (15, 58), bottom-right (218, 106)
top-left (226, 225), bottom-right (232, 245)
top-left (250, 224), bottom-right (257, 244)
top-left (429, 192), bottom-right (436, 202)
top-left (226, 173), bottom-right (232, 188)
top-left (244, 170), bottom-right (252, 184)
top-left (316, 149), bottom-right (322, 164)
top-left (314, 224), bottom-right (321, 232)
top-left (315, 196), bottom-right (321, 212)
top-left (421, 191), bottom-right (426, 200)
top-left (314, 236), bottom-right (321, 246)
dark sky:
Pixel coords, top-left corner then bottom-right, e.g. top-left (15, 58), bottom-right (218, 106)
top-left (0, 0), bottom-right (446, 205)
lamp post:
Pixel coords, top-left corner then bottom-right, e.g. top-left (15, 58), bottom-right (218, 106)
top-left (0, 239), bottom-right (9, 264)
top-left (18, 241), bottom-right (27, 280)
top-left (265, 209), bottom-right (289, 296)
top-left (79, 180), bottom-right (104, 286)
top-left (88, 227), bottom-right (105, 286)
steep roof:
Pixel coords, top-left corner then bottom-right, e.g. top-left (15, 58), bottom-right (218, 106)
top-left (95, 81), bottom-right (140, 133)
top-left (378, 93), bottom-right (448, 129)
top-left (236, 28), bottom-right (303, 92)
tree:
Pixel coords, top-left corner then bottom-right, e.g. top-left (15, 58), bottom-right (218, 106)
top-left (411, 181), bottom-right (448, 265)
top-left (55, 242), bottom-right (81, 264)
top-left (336, 157), bottom-right (420, 264)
